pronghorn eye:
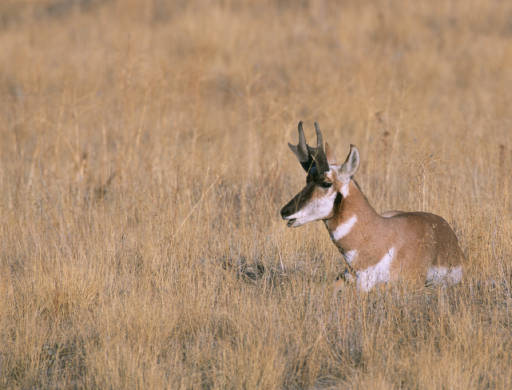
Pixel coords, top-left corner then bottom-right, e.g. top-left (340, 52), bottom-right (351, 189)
top-left (319, 182), bottom-right (332, 189)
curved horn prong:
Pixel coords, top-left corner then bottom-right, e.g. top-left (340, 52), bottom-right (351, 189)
top-left (298, 121), bottom-right (308, 157)
top-left (312, 122), bottom-right (329, 172)
top-left (288, 121), bottom-right (309, 163)
top-left (288, 121), bottom-right (329, 174)
top-left (314, 122), bottom-right (323, 150)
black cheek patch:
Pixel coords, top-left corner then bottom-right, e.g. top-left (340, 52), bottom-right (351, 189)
top-left (334, 192), bottom-right (342, 207)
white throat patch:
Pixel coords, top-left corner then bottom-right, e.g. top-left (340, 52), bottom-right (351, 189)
top-left (331, 215), bottom-right (358, 241)
top-left (357, 247), bottom-right (395, 292)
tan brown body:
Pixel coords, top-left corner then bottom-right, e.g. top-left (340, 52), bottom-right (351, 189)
top-left (281, 122), bottom-right (465, 292)
top-left (327, 182), bottom-right (465, 291)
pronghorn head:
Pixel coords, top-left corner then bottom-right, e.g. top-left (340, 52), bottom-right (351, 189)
top-left (280, 122), bottom-right (360, 227)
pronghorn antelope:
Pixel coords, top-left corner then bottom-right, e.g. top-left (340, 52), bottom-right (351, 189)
top-left (280, 122), bottom-right (464, 292)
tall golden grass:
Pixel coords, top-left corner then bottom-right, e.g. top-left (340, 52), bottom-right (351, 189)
top-left (0, 0), bottom-right (511, 388)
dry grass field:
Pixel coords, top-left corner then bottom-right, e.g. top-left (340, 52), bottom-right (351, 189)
top-left (1, 0), bottom-right (511, 388)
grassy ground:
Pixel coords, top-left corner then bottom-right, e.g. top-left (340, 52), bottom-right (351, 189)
top-left (1, 1), bottom-right (511, 388)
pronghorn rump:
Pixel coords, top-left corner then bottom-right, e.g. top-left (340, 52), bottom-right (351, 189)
top-left (280, 122), bottom-right (465, 292)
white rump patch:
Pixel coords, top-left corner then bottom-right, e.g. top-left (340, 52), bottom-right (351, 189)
top-left (427, 265), bottom-right (462, 286)
top-left (343, 250), bottom-right (358, 265)
top-left (357, 247), bottom-right (395, 292)
top-left (331, 215), bottom-right (357, 241)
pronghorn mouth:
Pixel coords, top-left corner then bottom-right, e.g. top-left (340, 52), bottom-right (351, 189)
top-left (286, 218), bottom-right (297, 227)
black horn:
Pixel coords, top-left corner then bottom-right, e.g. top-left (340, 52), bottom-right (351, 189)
top-left (288, 121), bottom-right (329, 175)
top-left (312, 122), bottom-right (329, 173)
top-left (288, 121), bottom-right (309, 164)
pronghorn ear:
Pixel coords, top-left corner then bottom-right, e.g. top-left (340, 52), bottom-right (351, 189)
top-left (339, 144), bottom-right (360, 177)
top-left (325, 142), bottom-right (337, 165)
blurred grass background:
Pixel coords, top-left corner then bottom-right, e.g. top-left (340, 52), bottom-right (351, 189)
top-left (0, 0), bottom-right (511, 388)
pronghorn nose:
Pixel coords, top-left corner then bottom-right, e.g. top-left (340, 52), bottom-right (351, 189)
top-left (280, 201), bottom-right (296, 219)
top-left (281, 194), bottom-right (303, 219)
top-left (280, 203), bottom-right (293, 219)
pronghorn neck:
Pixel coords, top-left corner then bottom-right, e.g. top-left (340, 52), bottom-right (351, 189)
top-left (325, 180), bottom-right (380, 253)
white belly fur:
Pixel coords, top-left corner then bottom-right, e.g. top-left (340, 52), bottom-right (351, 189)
top-left (356, 247), bottom-right (395, 292)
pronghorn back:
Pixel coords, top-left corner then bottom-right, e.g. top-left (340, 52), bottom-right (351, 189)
top-left (280, 122), bottom-right (465, 292)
